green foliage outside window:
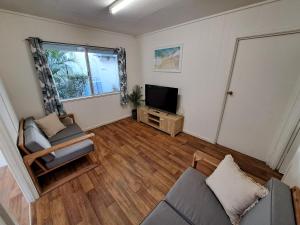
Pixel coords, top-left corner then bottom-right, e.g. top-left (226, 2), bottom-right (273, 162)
top-left (45, 49), bottom-right (89, 99)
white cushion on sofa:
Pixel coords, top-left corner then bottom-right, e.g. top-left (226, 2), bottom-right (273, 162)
top-left (206, 155), bottom-right (269, 225)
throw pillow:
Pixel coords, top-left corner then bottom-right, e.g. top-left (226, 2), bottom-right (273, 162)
top-left (206, 155), bottom-right (269, 225)
top-left (35, 113), bottom-right (66, 138)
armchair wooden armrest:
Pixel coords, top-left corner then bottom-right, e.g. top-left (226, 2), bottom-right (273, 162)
top-left (59, 113), bottom-right (75, 122)
top-left (24, 133), bottom-right (95, 166)
top-left (192, 151), bottom-right (221, 168)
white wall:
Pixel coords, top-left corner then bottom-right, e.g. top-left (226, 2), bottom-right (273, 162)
top-left (0, 10), bottom-right (141, 130)
top-left (1, 0), bottom-right (300, 151)
top-left (138, 0), bottom-right (300, 143)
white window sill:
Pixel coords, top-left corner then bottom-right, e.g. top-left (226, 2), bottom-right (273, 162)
top-left (61, 91), bottom-right (120, 103)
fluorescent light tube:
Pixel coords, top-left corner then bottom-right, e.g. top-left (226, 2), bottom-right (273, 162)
top-left (109, 0), bottom-right (136, 14)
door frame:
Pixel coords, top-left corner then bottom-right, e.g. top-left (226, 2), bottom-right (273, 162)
top-left (215, 29), bottom-right (300, 169)
top-left (0, 78), bottom-right (39, 203)
top-left (0, 204), bottom-right (16, 225)
top-left (277, 117), bottom-right (300, 173)
top-left (0, 117), bottom-right (39, 203)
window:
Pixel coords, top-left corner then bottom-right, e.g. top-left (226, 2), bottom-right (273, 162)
top-left (43, 43), bottom-right (120, 100)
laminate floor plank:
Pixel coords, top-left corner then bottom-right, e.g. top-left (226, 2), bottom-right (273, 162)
top-left (0, 166), bottom-right (30, 225)
top-left (31, 118), bottom-right (282, 225)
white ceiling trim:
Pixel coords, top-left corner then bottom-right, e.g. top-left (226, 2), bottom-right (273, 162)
top-left (0, 8), bottom-right (135, 38)
top-left (138, 0), bottom-right (280, 38)
top-left (0, 0), bottom-right (280, 38)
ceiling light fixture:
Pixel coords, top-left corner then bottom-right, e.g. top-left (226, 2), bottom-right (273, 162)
top-left (109, 0), bottom-right (136, 14)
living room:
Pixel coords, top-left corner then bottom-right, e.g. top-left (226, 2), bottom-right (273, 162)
top-left (0, 0), bottom-right (300, 224)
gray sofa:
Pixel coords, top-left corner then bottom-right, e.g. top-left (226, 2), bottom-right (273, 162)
top-left (141, 167), bottom-right (296, 225)
top-left (22, 117), bottom-right (94, 169)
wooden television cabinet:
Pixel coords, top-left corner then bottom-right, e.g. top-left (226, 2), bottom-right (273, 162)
top-left (137, 106), bottom-right (184, 137)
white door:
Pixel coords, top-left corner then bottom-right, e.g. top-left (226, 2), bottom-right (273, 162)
top-left (217, 32), bottom-right (300, 162)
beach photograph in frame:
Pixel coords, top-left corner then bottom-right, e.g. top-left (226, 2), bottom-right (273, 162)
top-left (154, 45), bottom-right (182, 72)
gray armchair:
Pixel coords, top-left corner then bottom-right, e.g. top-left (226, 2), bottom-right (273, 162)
top-left (18, 114), bottom-right (97, 195)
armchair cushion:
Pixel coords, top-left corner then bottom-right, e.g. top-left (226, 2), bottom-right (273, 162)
top-left (49, 124), bottom-right (84, 145)
top-left (45, 139), bottom-right (94, 169)
top-left (24, 117), bottom-right (40, 131)
top-left (24, 126), bottom-right (54, 162)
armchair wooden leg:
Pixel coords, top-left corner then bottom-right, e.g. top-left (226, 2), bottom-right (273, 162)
top-left (86, 154), bottom-right (96, 164)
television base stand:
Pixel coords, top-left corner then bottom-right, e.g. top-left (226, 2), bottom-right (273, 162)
top-left (137, 106), bottom-right (184, 137)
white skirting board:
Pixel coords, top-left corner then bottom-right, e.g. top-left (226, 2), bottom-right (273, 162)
top-left (183, 130), bottom-right (215, 144)
top-left (83, 114), bottom-right (131, 131)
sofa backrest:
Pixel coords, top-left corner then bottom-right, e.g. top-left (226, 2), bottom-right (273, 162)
top-left (240, 178), bottom-right (296, 225)
top-left (24, 118), bottom-right (54, 163)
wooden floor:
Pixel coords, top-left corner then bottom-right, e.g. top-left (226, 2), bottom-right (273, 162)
top-left (31, 118), bottom-right (281, 225)
top-left (0, 166), bottom-right (29, 225)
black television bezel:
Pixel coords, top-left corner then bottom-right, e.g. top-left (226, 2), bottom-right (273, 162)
top-left (145, 84), bottom-right (178, 114)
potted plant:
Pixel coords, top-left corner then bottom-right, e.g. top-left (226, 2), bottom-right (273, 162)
top-left (127, 85), bottom-right (143, 120)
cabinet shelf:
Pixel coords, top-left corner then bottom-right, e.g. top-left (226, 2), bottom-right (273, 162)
top-left (148, 117), bottom-right (160, 123)
top-left (148, 120), bottom-right (160, 127)
top-left (137, 106), bottom-right (184, 137)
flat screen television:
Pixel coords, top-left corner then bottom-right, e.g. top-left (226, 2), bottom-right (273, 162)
top-left (145, 84), bottom-right (178, 114)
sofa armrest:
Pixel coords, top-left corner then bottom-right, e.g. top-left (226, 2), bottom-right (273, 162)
top-left (23, 133), bottom-right (95, 166)
top-left (192, 151), bottom-right (221, 168)
top-left (292, 187), bottom-right (300, 225)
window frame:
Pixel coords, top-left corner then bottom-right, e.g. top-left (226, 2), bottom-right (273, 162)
top-left (43, 41), bottom-right (120, 102)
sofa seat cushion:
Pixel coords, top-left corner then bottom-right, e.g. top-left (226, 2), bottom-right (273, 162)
top-left (49, 123), bottom-right (83, 145)
top-left (45, 139), bottom-right (94, 169)
top-left (240, 178), bottom-right (296, 225)
top-left (165, 167), bottom-right (231, 225)
top-left (24, 126), bottom-right (54, 162)
top-left (141, 201), bottom-right (191, 225)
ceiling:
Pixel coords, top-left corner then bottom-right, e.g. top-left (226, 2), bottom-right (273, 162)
top-left (0, 0), bottom-right (265, 35)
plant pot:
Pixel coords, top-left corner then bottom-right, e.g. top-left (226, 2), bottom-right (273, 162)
top-left (131, 109), bottom-right (137, 120)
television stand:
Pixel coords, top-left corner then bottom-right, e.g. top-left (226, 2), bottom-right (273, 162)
top-left (137, 106), bottom-right (184, 137)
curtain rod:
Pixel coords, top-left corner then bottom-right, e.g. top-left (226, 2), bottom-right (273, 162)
top-left (26, 38), bottom-right (115, 51)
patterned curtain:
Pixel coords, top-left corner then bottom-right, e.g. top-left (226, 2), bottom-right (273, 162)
top-left (114, 47), bottom-right (128, 105)
top-left (27, 37), bottom-right (65, 116)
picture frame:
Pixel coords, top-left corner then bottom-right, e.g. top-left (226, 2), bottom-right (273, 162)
top-left (154, 44), bottom-right (183, 73)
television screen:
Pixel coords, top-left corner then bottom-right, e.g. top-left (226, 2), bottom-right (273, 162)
top-left (145, 84), bottom-right (178, 114)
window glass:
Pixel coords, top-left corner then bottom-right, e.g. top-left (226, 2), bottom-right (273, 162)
top-left (44, 44), bottom-right (91, 100)
top-left (88, 49), bottom-right (120, 95)
top-left (43, 43), bottom-right (120, 100)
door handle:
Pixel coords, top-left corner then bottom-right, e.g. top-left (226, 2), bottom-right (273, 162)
top-left (227, 91), bottom-right (234, 96)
